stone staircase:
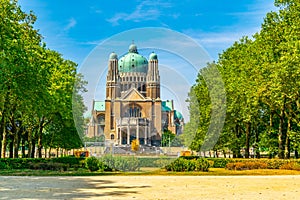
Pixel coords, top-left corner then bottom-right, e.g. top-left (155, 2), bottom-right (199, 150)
top-left (104, 145), bottom-right (163, 155)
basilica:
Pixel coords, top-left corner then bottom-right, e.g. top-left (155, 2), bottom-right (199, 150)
top-left (86, 43), bottom-right (183, 146)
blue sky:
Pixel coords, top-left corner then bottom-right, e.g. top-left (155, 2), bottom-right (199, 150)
top-left (18, 0), bottom-right (277, 120)
top-left (19, 0), bottom-right (277, 64)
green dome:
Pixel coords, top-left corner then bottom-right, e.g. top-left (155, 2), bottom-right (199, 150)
top-left (109, 52), bottom-right (118, 60)
top-left (118, 44), bottom-right (148, 73)
top-left (149, 52), bottom-right (157, 60)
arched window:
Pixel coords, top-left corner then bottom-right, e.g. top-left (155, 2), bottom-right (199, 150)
top-left (126, 105), bottom-right (141, 117)
top-left (111, 134), bottom-right (115, 140)
top-left (97, 115), bottom-right (105, 124)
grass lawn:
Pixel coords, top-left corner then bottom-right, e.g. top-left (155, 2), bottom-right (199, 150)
top-left (1, 167), bottom-right (300, 176)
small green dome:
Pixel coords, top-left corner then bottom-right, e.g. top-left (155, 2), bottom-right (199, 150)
top-left (149, 52), bottom-right (157, 60)
top-left (109, 52), bottom-right (118, 60)
top-left (118, 44), bottom-right (148, 73)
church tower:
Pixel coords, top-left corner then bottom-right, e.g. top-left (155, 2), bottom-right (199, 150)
top-left (89, 43), bottom-right (184, 147)
top-left (106, 52), bottom-right (120, 99)
top-left (104, 52), bottom-right (120, 138)
top-left (146, 52), bottom-right (160, 99)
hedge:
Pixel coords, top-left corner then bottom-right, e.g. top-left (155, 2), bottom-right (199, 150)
top-left (0, 157), bottom-right (85, 170)
top-left (137, 157), bottom-right (175, 167)
top-left (165, 157), bottom-right (211, 172)
top-left (180, 157), bottom-right (300, 169)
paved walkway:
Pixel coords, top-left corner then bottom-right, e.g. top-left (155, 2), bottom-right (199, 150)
top-left (0, 176), bottom-right (299, 199)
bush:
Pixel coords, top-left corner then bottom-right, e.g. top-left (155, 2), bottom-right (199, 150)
top-left (195, 158), bottom-right (210, 172)
top-left (51, 157), bottom-right (84, 167)
top-left (138, 157), bottom-right (174, 167)
top-left (226, 161), bottom-right (268, 170)
top-left (28, 162), bottom-right (69, 171)
top-left (279, 162), bottom-right (300, 171)
top-left (206, 158), bottom-right (230, 168)
top-left (85, 157), bottom-right (101, 172)
top-left (153, 158), bottom-right (174, 168)
top-left (0, 161), bottom-right (8, 169)
top-left (100, 155), bottom-right (140, 172)
top-left (165, 157), bottom-right (210, 172)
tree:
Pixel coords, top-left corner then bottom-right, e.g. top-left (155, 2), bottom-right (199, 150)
top-left (0, 0), bottom-right (86, 158)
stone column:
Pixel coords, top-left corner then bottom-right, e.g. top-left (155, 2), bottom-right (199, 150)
top-left (127, 118), bottom-right (130, 145)
top-left (119, 127), bottom-right (122, 145)
top-left (136, 119), bottom-right (139, 143)
top-left (144, 118), bottom-right (147, 145)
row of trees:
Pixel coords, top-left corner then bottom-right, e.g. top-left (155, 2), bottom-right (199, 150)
top-left (183, 0), bottom-right (300, 159)
top-left (0, 0), bottom-right (86, 158)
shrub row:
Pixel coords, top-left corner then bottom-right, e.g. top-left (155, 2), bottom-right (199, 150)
top-left (165, 158), bottom-right (211, 172)
top-left (226, 161), bottom-right (268, 170)
top-left (28, 162), bottom-right (69, 171)
top-left (137, 157), bottom-right (175, 167)
top-left (180, 157), bottom-right (300, 170)
top-left (0, 157), bottom-right (85, 170)
top-left (99, 155), bottom-right (140, 172)
top-left (279, 162), bottom-right (300, 171)
top-left (226, 160), bottom-right (300, 171)
top-left (85, 155), bottom-right (141, 172)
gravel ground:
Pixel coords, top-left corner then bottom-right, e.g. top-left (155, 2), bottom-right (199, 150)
top-left (0, 175), bottom-right (299, 200)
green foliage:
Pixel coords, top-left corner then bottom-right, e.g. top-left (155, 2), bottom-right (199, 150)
top-left (186, 0), bottom-right (300, 159)
top-left (0, 0), bottom-right (86, 159)
top-left (0, 161), bottom-right (8, 170)
top-left (28, 162), bottom-right (69, 171)
top-left (51, 156), bottom-right (84, 167)
top-left (206, 158), bottom-right (231, 168)
top-left (279, 162), bottom-right (300, 171)
top-left (137, 157), bottom-right (175, 167)
top-left (85, 157), bottom-right (101, 172)
top-left (226, 161), bottom-right (268, 170)
top-left (161, 130), bottom-right (181, 147)
top-left (99, 155), bottom-right (140, 172)
top-left (165, 157), bottom-right (210, 172)
top-left (0, 157), bottom-right (84, 170)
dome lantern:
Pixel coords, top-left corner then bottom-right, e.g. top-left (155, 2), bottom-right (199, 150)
top-left (129, 44), bottom-right (138, 53)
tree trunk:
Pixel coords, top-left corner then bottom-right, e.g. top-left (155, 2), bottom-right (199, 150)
top-left (13, 131), bottom-right (20, 158)
top-left (27, 131), bottom-right (32, 158)
top-left (44, 148), bottom-right (47, 158)
top-left (37, 117), bottom-right (45, 158)
top-left (9, 137), bottom-right (14, 158)
top-left (278, 115), bottom-right (285, 159)
top-left (31, 140), bottom-right (36, 158)
top-left (1, 131), bottom-right (7, 158)
top-left (255, 126), bottom-right (260, 159)
top-left (245, 122), bottom-right (251, 158)
top-left (21, 137), bottom-right (26, 158)
top-left (278, 97), bottom-right (286, 159)
top-left (223, 149), bottom-right (226, 158)
top-left (0, 140), bottom-right (2, 158)
top-left (295, 150), bottom-right (299, 159)
top-left (285, 118), bottom-right (291, 159)
top-left (48, 147), bottom-right (52, 158)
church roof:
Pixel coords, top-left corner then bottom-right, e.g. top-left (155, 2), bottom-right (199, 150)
top-left (94, 101), bottom-right (105, 111)
top-left (118, 44), bottom-right (148, 73)
top-left (174, 110), bottom-right (183, 120)
top-left (162, 101), bottom-right (173, 112)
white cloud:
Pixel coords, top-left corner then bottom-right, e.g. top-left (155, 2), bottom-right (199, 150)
top-left (64, 18), bottom-right (77, 31)
top-left (107, 0), bottom-right (172, 26)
